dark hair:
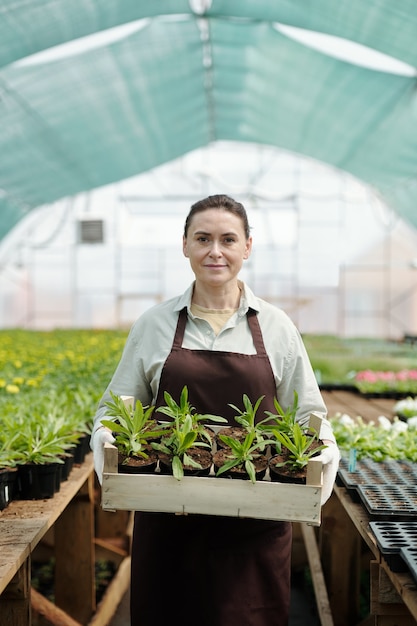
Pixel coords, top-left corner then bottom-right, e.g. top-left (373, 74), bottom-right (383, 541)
top-left (184, 194), bottom-right (251, 239)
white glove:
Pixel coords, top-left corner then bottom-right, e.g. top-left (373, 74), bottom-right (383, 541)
top-left (315, 442), bottom-right (341, 505)
top-left (91, 427), bottom-right (115, 485)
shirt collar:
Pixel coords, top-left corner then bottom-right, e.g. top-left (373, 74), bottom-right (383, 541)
top-left (174, 281), bottom-right (260, 315)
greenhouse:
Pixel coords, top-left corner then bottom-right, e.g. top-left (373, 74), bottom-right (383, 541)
top-left (1, 2), bottom-right (417, 626)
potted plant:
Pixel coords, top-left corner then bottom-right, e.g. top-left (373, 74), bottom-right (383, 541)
top-left (263, 390), bottom-right (299, 436)
top-left (13, 420), bottom-right (72, 499)
top-left (0, 435), bottom-right (24, 510)
top-left (216, 394), bottom-right (272, 453)
top-left (268, 422), bottom-right (327, 484)
top-left (152, 387), bottom-right (214, 480)
top-left (155, 386), bottom-right (227, 444)
top-left (213, 430), bottom-right (274, 483)
top-left (393, 396), bottom-right (417, 422)
top-left (100, 391), bottom-right (165, 473)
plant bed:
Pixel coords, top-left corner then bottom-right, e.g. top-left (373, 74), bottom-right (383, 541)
top-left (101, 442), bottom-right (323, 525)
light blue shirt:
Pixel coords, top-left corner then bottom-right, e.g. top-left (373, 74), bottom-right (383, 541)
top-left (92, 281), bottom-right (335, 442)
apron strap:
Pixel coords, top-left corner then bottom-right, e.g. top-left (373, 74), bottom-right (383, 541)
top-left (172, 307), bottom-right (188, 348)
top-left (247, 308), bottom-right (268, 356)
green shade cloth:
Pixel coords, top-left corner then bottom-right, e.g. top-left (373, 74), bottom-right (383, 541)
top-left (1, 0), bottom-right (417, 238)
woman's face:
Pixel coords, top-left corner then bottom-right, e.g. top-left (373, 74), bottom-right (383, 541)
top-left (183, 208), bottom-right (252, 288)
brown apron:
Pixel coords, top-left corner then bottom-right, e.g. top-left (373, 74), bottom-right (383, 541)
top-left (131, 308), bottom-right (292, 626)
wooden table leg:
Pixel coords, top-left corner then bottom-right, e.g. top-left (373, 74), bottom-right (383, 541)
top-left (54, 473), bottom-right (95, 625)
top-left (0, 559), bottom-right (31, 626)
top-left (370, 561), bottom-right (416, 626)
top-left (319, 492), bottom-right (362, 626)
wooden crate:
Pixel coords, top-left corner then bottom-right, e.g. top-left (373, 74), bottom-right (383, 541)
top-left (101, 445), bottom-right (323, 526)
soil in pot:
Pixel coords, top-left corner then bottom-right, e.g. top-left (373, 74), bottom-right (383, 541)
top-left (118, 449), bottom-right (158, 474)
top-left (158, 448), bottom-right (213, 477)
top-left (268, 440), bottom-right (323, 485)
top-left (212, 449), bottom-right (268, 481)
top-left (268, 453), bottom-right (307, 484)
top-left (196, 426), bottom-right (216, 447)
top-left (215, 426), bottom-right (270, 455)
top-left (215, 426), bottom-right (246, 449)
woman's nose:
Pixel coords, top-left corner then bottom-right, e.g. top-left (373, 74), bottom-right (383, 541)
top-left (209, 242), bottom-right (222, 257)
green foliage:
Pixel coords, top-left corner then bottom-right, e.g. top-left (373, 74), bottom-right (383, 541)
top-left (156, 386), bottom-right (227, 428)
top-left (215, 431), bottom-right (274, 484)
top-left (101, 391), bottom-right (165, 460)
top-left (302, 334), bottom-right (417, 386)
top-left (228, 394), bottom-right (272, 450)
top-left (151, 413), bottom-right (210, 481)
top-left (263, 390), bottom-right (299, 437)
top-left (330, 414), bottom-right (417, 462)
top-left (152, 387), bottom-right (223, 480)
top-left (269, 423), bottom-right (327, 471)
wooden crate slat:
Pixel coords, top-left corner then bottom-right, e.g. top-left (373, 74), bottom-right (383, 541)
top-left (102, 471), bottom-right (322, 526)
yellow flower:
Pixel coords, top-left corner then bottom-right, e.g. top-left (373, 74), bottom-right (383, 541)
top-left (0, 379), bottom-right (6, 388)
top-left (6, 384), bottom-right (20, 394)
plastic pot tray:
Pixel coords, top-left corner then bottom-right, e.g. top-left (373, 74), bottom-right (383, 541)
top-left (370, 520), bottom-right (417, 581)
top-left (101, 443), bottom-right (323, 526)
top-left (357, 484), bottom-right (417, 519)
top-left (337, 458), bottom-right (417, 503)
top-left (337, 457), bottom-right (417, 489)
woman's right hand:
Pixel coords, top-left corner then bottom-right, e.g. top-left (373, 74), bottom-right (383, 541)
top-left (91, 426), bottom-right (115, 485)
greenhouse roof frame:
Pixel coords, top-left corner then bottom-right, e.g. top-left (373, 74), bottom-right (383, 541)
top-left (1, 0), bottom-right (417, 238)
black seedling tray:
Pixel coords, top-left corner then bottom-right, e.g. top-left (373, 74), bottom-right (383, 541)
top-left (337, 458), bottom-right (417, 502)
top-left (337, 458), bottom-right (417, 489)
top-left (401, 547), bottom-right (417, 585)
top-left (358, 484), bottom-right (417, 519)
top-left (370, 521), bottom-right (417, 580)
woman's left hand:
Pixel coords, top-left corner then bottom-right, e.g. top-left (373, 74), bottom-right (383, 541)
top-left (314, 441), bottom-right (341, 505)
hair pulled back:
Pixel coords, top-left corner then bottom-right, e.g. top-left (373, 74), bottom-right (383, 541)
top-left (184, 194), bottom-right (251, 239)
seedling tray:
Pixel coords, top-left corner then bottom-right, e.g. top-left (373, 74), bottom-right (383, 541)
top-left (101, 444), bottom-right (323, 526)
top-left (337, 458), bottom-right (417, 502)
top-left (357, 484), bottom-right (417, 519)
top-left (370, 521), bottom-right (417, 579)
top-left (338, 458), bottom-right (417, 487)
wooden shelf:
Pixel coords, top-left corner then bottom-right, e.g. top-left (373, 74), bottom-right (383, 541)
top-left (320, 485), bottom-right (417, 626)
top-left (0, 454), bottom-right (130, 626)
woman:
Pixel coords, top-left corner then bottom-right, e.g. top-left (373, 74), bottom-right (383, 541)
top-left (91, 194), bottom-right (339, 626)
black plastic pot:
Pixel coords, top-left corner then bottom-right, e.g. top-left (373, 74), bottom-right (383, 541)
top-left (17, 462), bottom-right (60, 500)
top-left (73, 434), bottom-right (91, 464)
top-left (118, 450), bottom-right (158, 475)
top-left (0, 468), bottom-right (18, 511)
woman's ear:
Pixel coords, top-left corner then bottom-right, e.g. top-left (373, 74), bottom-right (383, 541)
top-left (243, 236), bottom-right (253, 260)
top-left (183, 236), bottom-right (189, 257)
